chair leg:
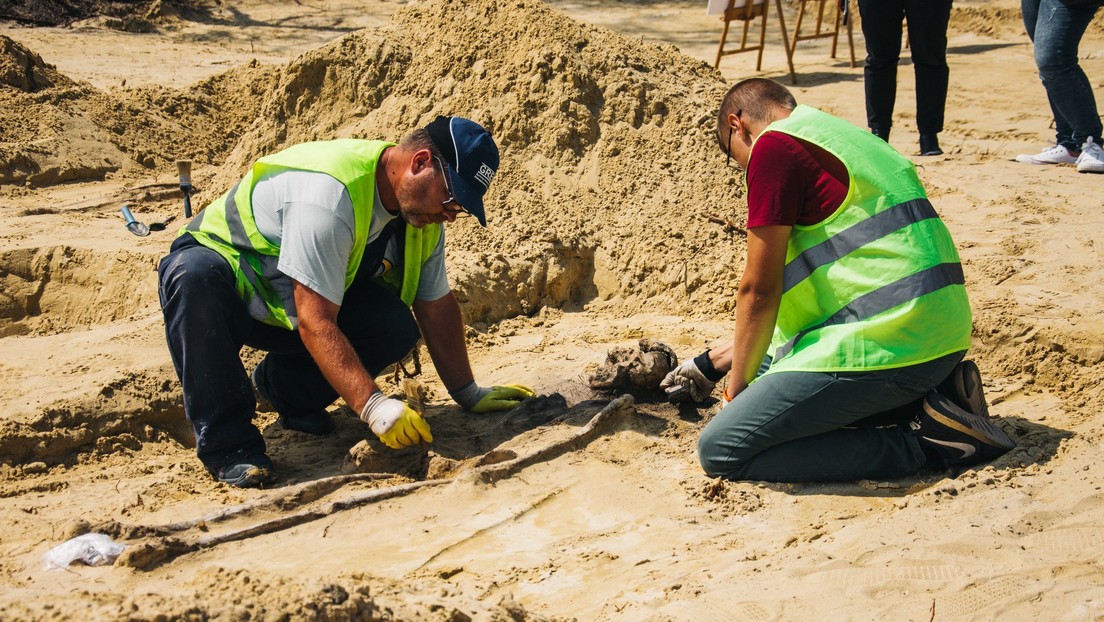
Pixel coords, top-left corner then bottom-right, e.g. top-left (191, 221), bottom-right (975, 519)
top-left (814, 0), bottom-right (826, 38)
top-left (776, 0), bottom-right (797, 84)
top-left (756, 0), bottom-right (768, 71)
top-left (830, 0), bottom-right (840, 59)
top-left (846, 5), bottom-right (856, 67)
top-left (790, 0), bottom-right (806, 59)
top-left (715, 18), bottom-right (731, 69)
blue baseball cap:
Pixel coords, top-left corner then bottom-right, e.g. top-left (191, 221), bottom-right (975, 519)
top-left (425, 115), bottom-right (499, 227)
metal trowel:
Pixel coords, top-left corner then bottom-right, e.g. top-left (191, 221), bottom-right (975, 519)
top-left (120, 205), bottom-right (150, 237)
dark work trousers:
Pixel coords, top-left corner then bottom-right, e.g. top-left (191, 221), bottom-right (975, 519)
top-left (698, 351), bottom-right (964, 483)
top-left (157, 235), bottom-right (419, 472)
top-left (858, 0), bottom-right (953, 136)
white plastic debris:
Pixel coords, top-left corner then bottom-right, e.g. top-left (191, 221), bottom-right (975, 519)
top-left (43, 533), bottom-right (126, 569)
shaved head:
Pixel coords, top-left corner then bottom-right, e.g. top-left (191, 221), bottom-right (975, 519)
top-left (716, 78), bottom-right (797, 149)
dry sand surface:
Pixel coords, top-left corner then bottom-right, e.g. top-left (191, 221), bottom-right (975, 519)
top-left (1, 0), bottom-right (1103, 619)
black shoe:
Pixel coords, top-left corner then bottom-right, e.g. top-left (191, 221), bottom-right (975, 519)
top-left (920, 133), bottom-right (943, 156)
top-left (938, 359), bottom-right (988, 419)
top-left (872, 127), bottom-right (890, 142)
top-left (213, 457), bottom-right (277, 488)
top-left (278, 411), bottom-right (335, 435)
top-left (909, 391), bottom-right (1015, 467)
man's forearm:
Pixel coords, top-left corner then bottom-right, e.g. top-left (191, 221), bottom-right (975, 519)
top-left (727, 287), bottom-right (780, 396)
top-left (299, 317), bottom-right (379, 413)
top-left (706, 340), bottom-right (734, 374)
top-left (413, 292), bottom-right (475, 391)
top-left (724, 224), bottom-right (789, 399)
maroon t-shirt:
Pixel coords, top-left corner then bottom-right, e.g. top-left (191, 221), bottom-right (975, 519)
top-left (746, 132), bottom-right (849, 228)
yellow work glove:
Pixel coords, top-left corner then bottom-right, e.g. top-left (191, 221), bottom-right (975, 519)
top-left (450, 381), bottom-right (536, 413)
top-left (473, 384), bottom-right (536, 413)
top-left (359, 391), bottom-right (433, 449)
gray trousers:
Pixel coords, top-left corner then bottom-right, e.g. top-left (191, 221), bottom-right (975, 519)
top-left (698, 351), bottom-right (964, 483)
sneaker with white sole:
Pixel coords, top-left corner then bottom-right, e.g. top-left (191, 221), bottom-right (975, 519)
top-left (1076, 137), bottom-right (1104, 174)
top-left (1015, 144), bottom-right (1078, 165)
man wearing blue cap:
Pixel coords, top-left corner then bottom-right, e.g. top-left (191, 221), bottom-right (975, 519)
top-left (157, 116), bottom-right (534, 487)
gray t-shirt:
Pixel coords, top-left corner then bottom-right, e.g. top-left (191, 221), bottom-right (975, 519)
top-left (250, 169), bottom-right (449, 323)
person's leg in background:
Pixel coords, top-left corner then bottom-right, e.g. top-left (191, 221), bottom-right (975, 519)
top-left (158, 237), bottom-right (269, 478)
top-left (858, 0), bottom-right (906, 142)
top-left (904, 0), bottom-right (953, 156)
top-left (1023, 0), bottom-right (1104, 172)
top-left (697, 352), bottom-right (963, 483)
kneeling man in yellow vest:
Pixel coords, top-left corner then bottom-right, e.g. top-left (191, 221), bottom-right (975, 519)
top-left (157, 116), bottom-right (533, 487)
top-left (661, 80), bottom-right (1016, 482)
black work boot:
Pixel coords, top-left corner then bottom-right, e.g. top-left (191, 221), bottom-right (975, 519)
top-left (919, 133), bottom-right (943, 156)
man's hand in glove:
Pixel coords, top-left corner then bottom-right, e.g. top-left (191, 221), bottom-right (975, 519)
top-left (661, 350), bottom-right (726, 403)
top-left (360, 391), bottom-right (433, 449)
top-left (450, 381), bottom-right (536, 413)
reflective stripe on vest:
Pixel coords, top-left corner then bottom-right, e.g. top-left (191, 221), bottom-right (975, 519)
top-left (180, 139), bottom-right (442, 328)
top-left (754, 106), bottom-right (972, 375)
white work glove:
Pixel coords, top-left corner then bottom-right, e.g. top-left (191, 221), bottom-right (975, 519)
top-left (359, 391), bottom-right (433, 449)
top-left (450, 381), bottom-right (535, 413)
top-left (661, 350), bottom-right (725, 403)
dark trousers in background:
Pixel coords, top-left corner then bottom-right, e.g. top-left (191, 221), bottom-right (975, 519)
top-left (157, 235), bottom-right (419, 472)
top-left (857, 0), bottom-right (953, 136)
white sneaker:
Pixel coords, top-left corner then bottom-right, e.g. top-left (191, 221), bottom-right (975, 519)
top-left (1014, 144), bottom-right (1078, 165)
top-left (1076, 137), bottom-right (1104, 174)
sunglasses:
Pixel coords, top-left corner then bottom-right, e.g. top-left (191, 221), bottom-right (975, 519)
top-left (433, 156), bottom-right (471, 218)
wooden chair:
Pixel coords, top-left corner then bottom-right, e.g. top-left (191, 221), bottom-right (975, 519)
top-left (789, 0), bottom-right (856, 69)
top-left (712, 0), bottom-right (796, 85)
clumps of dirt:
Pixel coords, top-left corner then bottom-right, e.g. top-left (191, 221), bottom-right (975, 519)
top-left (0, 37), bottom-right (110, 184)
top-left (2, 565), bottom-right (552, 621)
top-left (88, 60), bottom-right (282, 170)
top-left (343, 439), bottom-right (430, 478)
top-left (693, 477), bottom-right (765, 515)
top-left (0, 368), bottom-right (189, 466)
top-left (949, 4), bottom-right (1103, 38)
top-left (0, 0), bottom-right (211, 27)
top-left (0, 245), bottom-right (161, 337)
top-left (0, 34), bottom-right (277, 185)
top-left (968, 300), bottom-right (1104, 419)
top-left (589, 338), bottom-right (677, 392)
top-left (0, 35), bottom-right (71, 92)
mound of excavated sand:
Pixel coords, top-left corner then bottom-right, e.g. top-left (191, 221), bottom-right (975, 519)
top-left (0, 34), bottom-right (277, 185)
top-left (0, 34), bottom-right (69, 91)
top-left (197, 0), bottom-right (747, 323)
top-left (3, 0), bottom-right (746, 321)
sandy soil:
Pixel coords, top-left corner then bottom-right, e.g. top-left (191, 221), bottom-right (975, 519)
top-left (1, 0), bottom-right (1103, 619)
